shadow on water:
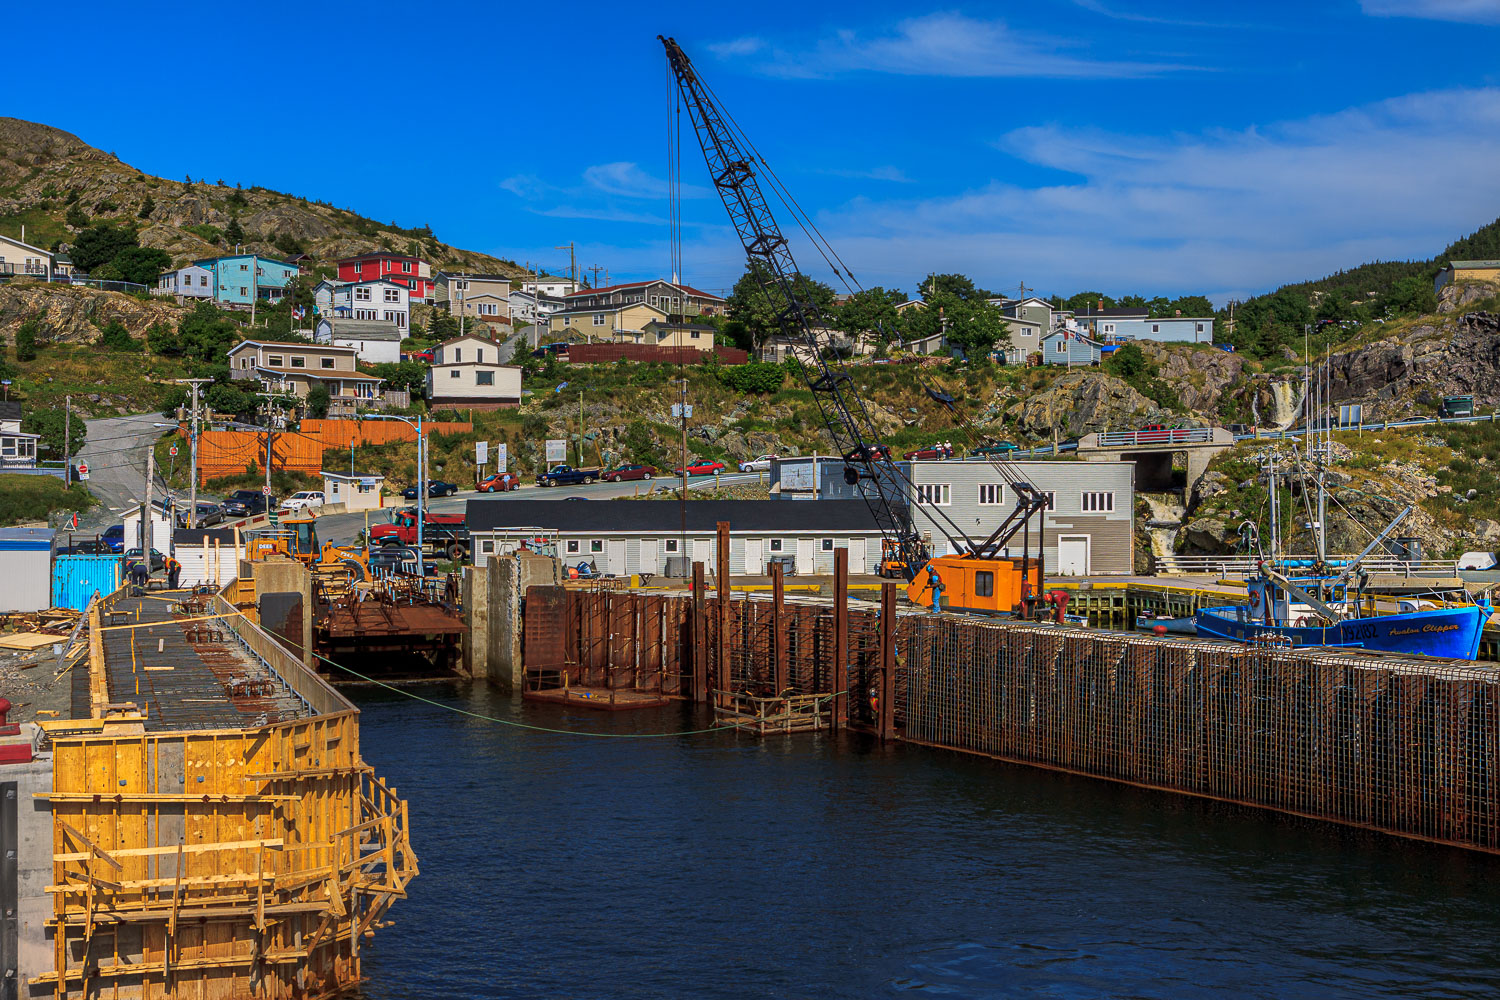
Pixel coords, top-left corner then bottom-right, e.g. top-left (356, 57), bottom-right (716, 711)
top-left (350, 680), bottom-right (1500, 1000)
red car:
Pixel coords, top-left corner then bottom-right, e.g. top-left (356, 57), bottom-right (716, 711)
top-left (408, 350), bottom-right (435, 363)
top-left (676, 460), bottom-right (727, 476)
top-left (902, 445), bottom-right (950, 460)
top-left (605, 464), bottom-right (657, 482)
top-left (478, 472), bottom-right (521, 492)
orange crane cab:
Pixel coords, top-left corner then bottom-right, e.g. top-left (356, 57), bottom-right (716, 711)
top-left (906, 554), bottom-right (1042, 614)
top-left (246, 515), bottom-right (370, 583)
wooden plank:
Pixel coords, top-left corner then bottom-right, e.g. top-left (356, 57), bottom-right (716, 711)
top-left (54, 837), bottom-right (286, 863)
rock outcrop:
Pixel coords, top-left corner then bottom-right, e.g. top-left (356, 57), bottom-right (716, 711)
top-left (0, 282), bottom-right (181, 345)
top-left (1326, 311), bottom-right (1500, 416)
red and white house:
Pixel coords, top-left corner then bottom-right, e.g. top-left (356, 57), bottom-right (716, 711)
top-left (336, 252), bottom-right (435, 302)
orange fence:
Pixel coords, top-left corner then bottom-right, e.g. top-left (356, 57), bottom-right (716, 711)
top-left (192, 418), bottom-right (473, 484)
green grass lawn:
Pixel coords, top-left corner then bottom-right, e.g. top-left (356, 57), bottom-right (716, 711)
top-left (0, 473), bottom-right (96, 526)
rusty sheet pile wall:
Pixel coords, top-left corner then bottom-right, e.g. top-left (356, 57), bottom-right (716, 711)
top-left (559, 588), bottom-right (1500, 853)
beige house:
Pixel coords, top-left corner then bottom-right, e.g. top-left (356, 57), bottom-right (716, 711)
top-left (0, 234), bottom-right (55, 279)
top-left (425, 334), bottom-right (522, 410)
top-left (226, 340), bottom-right (385, 417)
top-left (436, 272), bottom-right (513, 327)
top-left (549, 300), bottom-right (669, 340)
top-left (617, 319), bottom-right (716, 348)
top-left (1435, 260), bottom-right (1500, 293)
top-left (320, 471), bottom-right (386, 512)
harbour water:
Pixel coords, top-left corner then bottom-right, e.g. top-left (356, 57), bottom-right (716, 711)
top-left (354, 682), bottom-right (1500, 999)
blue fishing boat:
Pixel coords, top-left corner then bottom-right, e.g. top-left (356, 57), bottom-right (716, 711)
top-left (1194, 575), bottom-right (1489, 658)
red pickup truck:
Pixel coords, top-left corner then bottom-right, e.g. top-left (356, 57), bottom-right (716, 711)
top-left (368, 508), bottom-right (470, 559)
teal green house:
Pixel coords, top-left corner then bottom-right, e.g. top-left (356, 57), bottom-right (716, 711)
top-left (199, 255), bottom-right (298, 306)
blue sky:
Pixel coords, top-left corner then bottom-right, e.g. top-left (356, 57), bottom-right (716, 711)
top-left (11, 1), bottom-right (1500, 303)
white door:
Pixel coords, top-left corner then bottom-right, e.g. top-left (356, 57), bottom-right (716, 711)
top-left (846, 540), bottom-right (867, 574)
top-left (744, 539), bottom-right (763, 576)
top-left (1057, 536), bottom-right (1089, 576)
top-left (795, 538), bottom-right (816, 575)
top-left (606, 539), bottom-right (627, 576)
top-left (640, 540), bottom-right (661, 575)
top-left (692, 538), bottom-right (714, 572)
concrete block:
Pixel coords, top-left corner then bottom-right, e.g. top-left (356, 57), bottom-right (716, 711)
top-left (463, 565), bottom-right (491, 680)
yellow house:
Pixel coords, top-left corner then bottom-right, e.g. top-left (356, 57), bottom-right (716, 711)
top-left (549, 301), bottom-right (669, 339)
top-left (1435, 260), bottom-right (1500, 293)
top-left (619, 319), bottom-right (716, 348)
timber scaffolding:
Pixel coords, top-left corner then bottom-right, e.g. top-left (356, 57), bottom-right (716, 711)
top-left (22, 586), bottom-right (418, 999)
top-left (534, 533), bottom-right (1500, 854)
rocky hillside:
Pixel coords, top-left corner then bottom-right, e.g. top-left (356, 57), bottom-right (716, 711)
top-left (0, 118), bottom-right (523, 276)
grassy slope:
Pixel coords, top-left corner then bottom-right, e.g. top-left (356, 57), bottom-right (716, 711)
top-left (0, 473), bottom-right (96, 526)
top-left (7, 343), bottom-right (194, 414)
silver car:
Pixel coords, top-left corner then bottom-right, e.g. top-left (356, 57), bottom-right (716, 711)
top-left (175, 501), bottom-right (225, 527)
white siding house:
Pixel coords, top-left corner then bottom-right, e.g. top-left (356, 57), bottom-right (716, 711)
top-left (425, 335), bottom-right (522, 410)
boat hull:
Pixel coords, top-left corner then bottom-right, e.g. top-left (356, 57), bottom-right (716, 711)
top-left (1194, 604), bottom-right (1486, 659)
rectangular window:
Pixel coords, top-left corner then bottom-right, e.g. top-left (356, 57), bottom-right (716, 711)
top-left (476, 371), bottom-right (494, 386)
top-left (403, 261), bottom-right (412, 272)
top-left (664, 539), bottom-right (679, 553)
top-left (1152, 324), bottom-right (1160, 333)
top-left (268, 355), bottom-right (284, 367)
top-left (590, 540), bottom-right (603, 553)
top-left (566, 540), bottom-right (580, 554)
top-left (821, 538), bottom-right (834, 551)
top-left (356, 287), bottom-right (372, 301)
top-left (974, 571), bottom-right (994, 597)
top-left (593, 313), bottom-right (606, 326)
top-left (1055, 341), bottom-right (1065, 353)
top-left (450, 369), bottom-right (461, 378)
top-left (477, 349), bottom-right (485, 363)
top-left (240, 264), bottom-right (248, 271)
top-left (691, 331), bottom-right (701, 339)
top-left (978, 483), bottom-right (1003, 505)
top-left (481, 540), bottom-right (494, 554)
top-left (383, 289), bottom-right (399, 302)
top-left (200, 276), bottom-right (208, 286)
top-left (239, 287), bottom-right (248, 296)
top-left (290, 357), bottom-right (305, 368)
top-left (321, 358), bottom-right (335, 369)
top-left (1197, 323), bottom-right (1205, 332)
top-left (768, 539), bottom-right (783, 552)
top-left (1043, 492), bottom-right (1056, 511)
top-left (916, 484), bottom-right (951, 506)
top-left (1082, 491), bottom-right (1114, 513)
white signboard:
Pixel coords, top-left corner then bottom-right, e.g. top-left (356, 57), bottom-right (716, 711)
top-left (495, 443), bottom-right (508, 473)
top-left (671, 403), bottom-right (694, 419)
top-left (778, 460), bottom-right (818, 492)
top-left (545, 439), bottom-right (567, 464)
top-left (475, 440), bottom-right (488, 466)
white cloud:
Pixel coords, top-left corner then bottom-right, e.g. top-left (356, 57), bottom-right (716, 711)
top-left (1360, 0), bottom-right (1500, 24)
top-left (823, 165), bottom-right (915, 183)
top-left (802, 88), bottom-right (1500, 303)
top-left (708, 36), bottom-right (765, 58)
top-left (739, 12), bottom-right (1198, 79)
top-left (582, 161), bottom-right (709, 200)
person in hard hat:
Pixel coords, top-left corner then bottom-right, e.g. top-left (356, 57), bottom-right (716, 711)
top-left (128, 559), bottom-right (149, 593)
top-left (165, 554), bottom-right (182, 590)
top-left (926, 564), bottom-right (945, 613)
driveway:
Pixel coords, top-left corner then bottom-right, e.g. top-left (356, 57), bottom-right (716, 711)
top-left (498, 326), bottom-right (538, 364)
top-left (76, 413), bottom-right (171, 529)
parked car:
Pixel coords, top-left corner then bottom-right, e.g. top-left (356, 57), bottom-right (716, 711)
top-left (737, 455), bottom-right (778, 473)
top-left (175, 501), bottom-right (224, 527)
top-left (100, 524), bottom-right (126, 553)
top-left (478, 472), bottom-right (521, 492)
top-left (973, 441), bottom-right (1019, 457)
top-left (63, 540), bottom-right (112, 555)
top-left (902, 445), bottom-right (949, 461)
top-left (407, 350), bottom-right (435, 363)
top-left (222, 490), bottom-right (273, 517)
top-left (530, 342), bottom-right (571, 358)
top-left (279, 491), bottom-right (325, 512)
top-left (124, 548), bottom-right (166, 572)
top-left (604, 464), bottom-right (656, 482)
top-left (402, 480), bottom-right (461, 500)
top-left (675, 460), bottom-right (727, 476)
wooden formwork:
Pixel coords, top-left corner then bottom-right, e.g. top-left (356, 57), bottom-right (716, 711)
top-left (32, 590), bottom-right (418, 999)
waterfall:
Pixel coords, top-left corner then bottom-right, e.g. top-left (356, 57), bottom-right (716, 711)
top-left (1140, 494), bottom-right (1187, 567)
top-left (1267, 380), bottom-right (1305, 429)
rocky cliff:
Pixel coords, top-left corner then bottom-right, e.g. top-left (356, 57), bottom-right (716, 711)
top-left (0, 118), bottom-right (523, 276)
top-left (0, 282), bottom-right (181, 345)
top-left (1326, 311), bottom-right (1500, 417)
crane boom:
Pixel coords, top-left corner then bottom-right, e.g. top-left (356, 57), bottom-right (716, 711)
top-left (661, 35), bottom-right (930, 579)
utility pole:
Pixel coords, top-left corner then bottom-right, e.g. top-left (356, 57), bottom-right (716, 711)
top-left (62, 395), bottom-right (70, 484)
top-left (143, 446), bottom-right (155, 562)
top-left (577, 390), bottom-right (585, 465)
top-left (678, 378), bottom-right (689, 572)
top-left (250, 253), bottom-right (258, 326)
top-left (588, 265), bottom-right (603, 288)
top-left (554, 243), bottom-right (577, 287)
top-left (177, 379), bottom-right (212, 529)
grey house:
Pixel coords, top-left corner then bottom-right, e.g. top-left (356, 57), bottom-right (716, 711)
top-left (466, 498), bottom-right (886, 577)
top-left (1039, 330), bottom-right (1105, 366)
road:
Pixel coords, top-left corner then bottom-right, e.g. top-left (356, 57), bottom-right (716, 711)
top-left (311, 471), bottom-right (763, 548)
top-left (75, 413), bottom-right (172, 529)
top-left (498, 326), bottom-right (538, 364)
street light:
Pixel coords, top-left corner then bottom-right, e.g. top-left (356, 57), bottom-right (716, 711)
top-left (361, 413), bottom-right (426, 577)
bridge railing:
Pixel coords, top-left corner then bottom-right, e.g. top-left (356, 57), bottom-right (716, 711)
top-left (1098, 427), bottom-right (1212, 447)
top-left (1155, 554), bottom-right (1461, 576)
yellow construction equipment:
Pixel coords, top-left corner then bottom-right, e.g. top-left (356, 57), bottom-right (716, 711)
top-left (246, 514), bottom-right (369, 583)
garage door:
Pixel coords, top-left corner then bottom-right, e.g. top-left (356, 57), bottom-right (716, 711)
top-left (1057, 536), bottom-right (1089, 576)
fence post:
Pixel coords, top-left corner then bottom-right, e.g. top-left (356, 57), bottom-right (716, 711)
top-left (717, 521), bottom-right (731, 707)
top-left (772, 562), bottom-right (787, 695)
top-left (831, 548), bottom-right (848, 732)
top-left (691, 561), bottom-right (707, 705)
top-left (879, 582), bottom-right (897, 741)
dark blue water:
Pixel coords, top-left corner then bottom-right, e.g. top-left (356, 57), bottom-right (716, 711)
top-left (353, 682), bottom-right (1500, 999)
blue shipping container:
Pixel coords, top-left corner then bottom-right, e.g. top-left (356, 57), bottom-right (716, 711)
top-left (52, 554), bottom-right (123, 611)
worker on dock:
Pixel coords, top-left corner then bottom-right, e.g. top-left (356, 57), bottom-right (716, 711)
top-left (165, 554), bottom-right (182, 590)
top-left (128, 558), bottom-right (149, 593)
top-left (925, 564), bottom-right (945, 613)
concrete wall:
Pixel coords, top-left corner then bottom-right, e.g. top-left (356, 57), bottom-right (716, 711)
top-left (11, 745), bottom-right (55, 998)
top-left (249, 557), bottom-right (314, 668)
